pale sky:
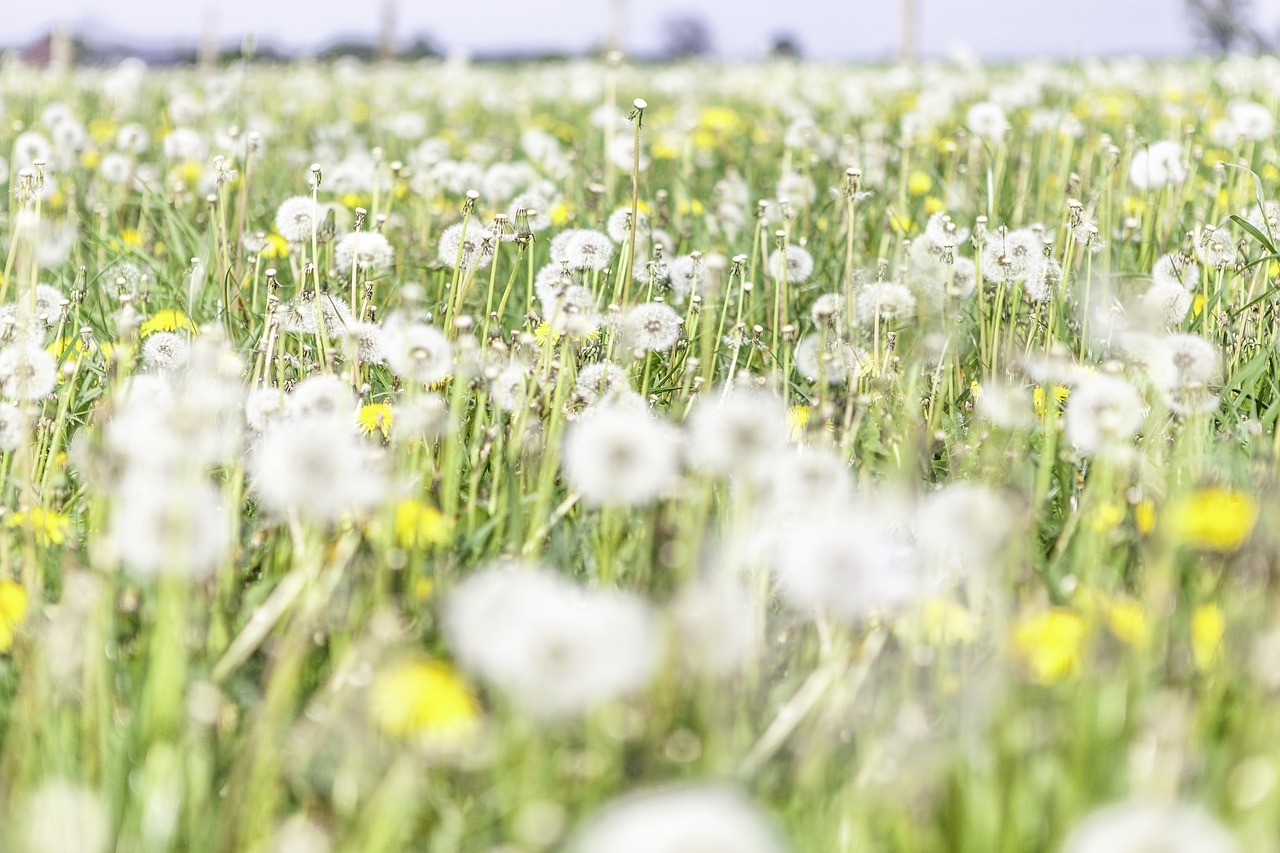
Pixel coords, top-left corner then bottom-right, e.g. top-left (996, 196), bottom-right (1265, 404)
top-left (4, 0), bottom-right (1280, 60)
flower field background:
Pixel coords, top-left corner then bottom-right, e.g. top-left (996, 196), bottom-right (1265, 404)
top-left (0, 51), bottom-right (1278, 851)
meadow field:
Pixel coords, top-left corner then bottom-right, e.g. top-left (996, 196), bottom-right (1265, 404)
top-left (0, 50), bottom-right (1277, 851)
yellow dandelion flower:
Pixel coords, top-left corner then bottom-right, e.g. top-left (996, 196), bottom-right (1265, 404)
top-left (7, 508), bottom-right (73, 546)
top-left (534, 323), bottom-right (561, 346)
top-left (534, 323), bottom-right (598, 346)
top-left (1123, 196), bottom-right (1147, 218)
top-left (907, 170), bottom-right (933, 196)
top-left (1135, 498), bottom-right (1157, 534)
top-left (549, 201), bottom-right (571, 226)
top-left (369, 659), bottom-right (479, 742)
top-left (414, 577), bottom-right (434, 602)
top-left (1167, 488), bottom-right (1257, 552)
top-left (88, 119), bottom-right (118, 143)
top-left (698, 106), bottom-right (741, 133)
top-left (0, 580), bottom-right (28, 653)
top-left (1192, 604), bottom-right (1225, 673)
top-left (139, 309), bottom-right (195, 337)
top-left (1033, 384), bottom-right (1070, 418)
top-left (261, 233), bottom-right (290, 258)
top-left (80, 149), bottom-right (101, 169)
top-left (924, 195), bottom-right (946, 216)
top-left (1089, 500), bottom-right (1127, 532)
top-left (651, 136), bottom-right (681, 160)
top-left (393, 499), bottom-right (451, 550)
top-left (357, 403), bottom-right (393, 439)
top-left (1011, 609), bottom-right (1087, 685)
top-left (1103, 598), bottom-right (1148, 647)
top-left (676, 198), bottom-right (705, 216)
top-left (920, 598), bottom-right (978, 646)
top-left (121, 229), bottom-right (144, 248)
top-left (1192, 293), bottom-right (1205, 317)
top-left (889, 213), bottom-right (914, 234)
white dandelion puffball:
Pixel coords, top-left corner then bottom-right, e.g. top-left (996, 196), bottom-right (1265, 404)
top-left (0, 401), bottom-right (27, 450)
top-left (0, 343), bottom-right (58, 401)
top-left (562, 229), bottom-right (616, 271)
top-left (563, 406), bottom-right (681, 506)
top-left (854, 282), bottom-right (917, 325)
top-left (571, 786), bottom-right (786, 853)
top-left (606, 206), bottom-right (648, 244)
top-left (392, 394), bottom-right (450, 443)
top-left (620, 302), bottom-right (682, 353)
top-left (575, 361), bottom-right (630, 405)
top-left (382, 317), bottom-right (453, 386)
top-left (771, 508), bottom-right (918, 621)
top-left (1129, 140), bottom-right (1187, 190)
top-left (141, 331), bottom-right (190, 372)
top-left (914, 483), bottom-right (1014, 586)
top-left (1062, 801), bottom-right (1237, 853)
top-left (966, 101), bottom-right (1010, 142)
top-left (437, 222), bottom-right (495, 270)
top-left (1229, 100), bottom-right (1274, 141)
top-left (285, 373), bottom-right (357, 422)
top-left (670, 579), bottom-right (760, 677)
top-left (334, 230), bottom-right (394, 273)
top-left (445, 562), bottom-right (660, 719)
top-left (21, 779), bottom-right (110, 853)
top-left (1064, 374), bottom-right (1145, 455)
top-left (274, 195), bottom-right (321, 244)
top-left (1152, 252), bottom-right (1198, 289)
top-left (250, 415), bottom-right (386, 523)
top-left (1144, 333), bottom-right (1221, 415)
top-left (1142, 281), bottom-right (1193, 326)
top-left (982, 227), bottom-right (1042, 282)
top-left (794, 334), bottom-right (868, 385)
top-left (108, 479), bottom-right (230, 579)
top-left (687, 386), bottom-right (790, 477)
top-left (767, 245), bottom-right (814, 283)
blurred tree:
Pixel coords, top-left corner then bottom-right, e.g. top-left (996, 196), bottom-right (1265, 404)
top-left (1186, 0), bottom-right (1262, 51)
top-left (661, 16), bottom-right (713, 59)
top-left (768, 32), bottom-right (803, 59)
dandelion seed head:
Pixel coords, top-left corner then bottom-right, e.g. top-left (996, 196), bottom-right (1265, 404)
top-left (1064, 374), bottom-right (1145, 456)
top-left (383, 317), bottom-right (453, 386)
top-left (564, 406), bottom-right (681, 506)
top-left (141, 331), bottom-right (190, 372)
top-left (1063, 802), bottom-right (1236, 853)
top-left (575, 361), bottom-right (630, 405)
top-left (767, 244), bottom-right (814, 283)
top-left (571, 786), bottom-right (784, 853)
top-left (445, 563), bottom-right (660, 718)
top-left (335, 230), bottom-right (395, 273)
top-left (621, 302), bottom-right (682, 353)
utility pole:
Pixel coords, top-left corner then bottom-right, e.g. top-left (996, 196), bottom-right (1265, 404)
top-left (377, 0), bottom-right (398, 62)
top-left (609, 0), bottom-right (627, 55)
top-left (198, 10), bottom-right (218, 71)
top-left (899, 0), bottom-right (919, 65)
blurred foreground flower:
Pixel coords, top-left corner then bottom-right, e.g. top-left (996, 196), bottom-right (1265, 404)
top-left (1167, 488), bottom-right (1257, 552)
top-left (392, 499), bottom-right (451, 549)
top-left (139, 308), bottom-right (195, 336)
top-left (7, 508), bottom-right (72, 546)
top-left (0, 579), bottom-right (28, 652)
top-left (1010, 609), bottom-right (1086, 684)
top-left (369, 659), bottom-right (479, 746)
top-left (1193, 604), bottom-right (1225, 673)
